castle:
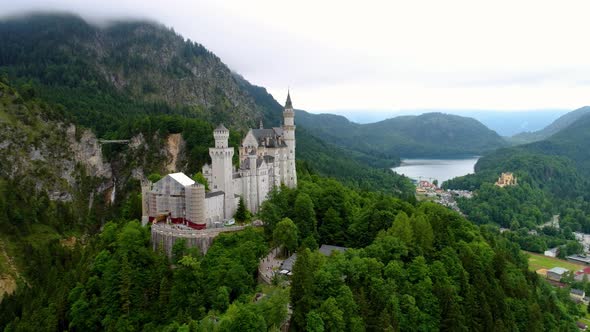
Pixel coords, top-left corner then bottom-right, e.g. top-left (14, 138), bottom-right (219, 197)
top-left (141, 93), bottom-right (297, 229)
top-left (495, 172), bottom-right (517, 187)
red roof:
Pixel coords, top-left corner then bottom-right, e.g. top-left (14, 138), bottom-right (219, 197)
top-left (576, 267), bottom-right (590, 275)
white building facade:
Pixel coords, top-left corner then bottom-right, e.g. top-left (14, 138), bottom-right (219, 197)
top-left (203, 92), bottom-right (297, 215)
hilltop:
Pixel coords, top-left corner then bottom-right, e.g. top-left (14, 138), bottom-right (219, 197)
top-left (296, 110), bottom-right (507, 158)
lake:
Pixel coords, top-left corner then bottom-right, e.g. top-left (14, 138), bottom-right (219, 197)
top-left (391, 157), bottom-right (479, 185)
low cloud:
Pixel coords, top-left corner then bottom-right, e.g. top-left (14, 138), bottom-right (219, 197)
top-left (3, 0), bottom-right (590, 112)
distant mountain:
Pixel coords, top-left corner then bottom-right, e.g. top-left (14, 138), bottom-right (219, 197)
top-left (336, 109), bottom-right (567, 136)
top-left (461, 110), bottom-right (567, 136)
top-left (525, 111), bottom-right (590, 176)
top-left (510, 106), bottom-right (590, 144)
top-left (296, 111), bottom-right (507, 158)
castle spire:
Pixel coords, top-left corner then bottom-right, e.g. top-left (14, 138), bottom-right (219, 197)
top-left (285, 90), bottom-right (292, 109)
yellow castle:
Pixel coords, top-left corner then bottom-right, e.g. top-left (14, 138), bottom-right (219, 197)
top-left (495, 172), bottom-right (517, 187)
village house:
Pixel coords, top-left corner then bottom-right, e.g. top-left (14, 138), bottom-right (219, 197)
top-left (575, 267), bottom-right (590, 282)
top-left (544, 247), bottom-right (559, 258)
top-left (570, 288), bottom-right (587, 304)
top-left (567, 254), bottom-right (590, 266)
top-left (547, 267), bottom-right (569, 282)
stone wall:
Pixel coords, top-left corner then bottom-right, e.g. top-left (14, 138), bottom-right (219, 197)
top-left (150, 223), bottom-right (247, 256)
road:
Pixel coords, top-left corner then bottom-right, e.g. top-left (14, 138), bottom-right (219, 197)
top-left (259, 247), bottom-right (283, 284)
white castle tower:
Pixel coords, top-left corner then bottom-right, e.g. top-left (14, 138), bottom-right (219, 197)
top-left (209, 124), bottom-right (236, 218)
top-left (282, 91), bottom-right (297, 187)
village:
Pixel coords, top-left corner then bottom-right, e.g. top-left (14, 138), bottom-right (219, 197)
top-left (413, 179), bottom-right (473, 213)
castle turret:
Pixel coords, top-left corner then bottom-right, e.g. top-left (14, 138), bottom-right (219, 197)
top-left (141, 181), bottom-right (151, 226)
top-left (282, 91), bottom-right (297, 187)
top-left (247, 152), bottom-right (258, 211)
top-left (209, 124), bottom-right (235, 218)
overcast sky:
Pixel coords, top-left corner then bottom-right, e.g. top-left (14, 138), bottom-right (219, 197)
top-left (3, 0), bottom-right (590, 113)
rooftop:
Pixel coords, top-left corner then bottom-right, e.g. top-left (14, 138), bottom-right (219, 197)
top-left (168, 172), bottom-right (195, 187)
top-left (250, 128), bottom-right (287, 148)
top-left (285, 91), bottom-right (292, 109)
top-left (571, 288), bottom-right (585, 296)
top-left (548, 267), bottom-right (569, 275)
top-left (215, 123), bottom-right (228, 131)
top-left (281, 253), bottom-right (297, 272)
top-left (319, 245), bottom-right (347, 256)
top-left (567, 255), bottom-right (590, 263)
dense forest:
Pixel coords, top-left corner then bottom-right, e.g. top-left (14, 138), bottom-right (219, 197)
top-left (0, 168), bottom-right (583, 331)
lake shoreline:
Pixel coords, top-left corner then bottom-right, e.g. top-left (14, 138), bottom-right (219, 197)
top-left (392, 157), bottom-right (480, 184)
top-left (397, 156), bottom-right (480, 167)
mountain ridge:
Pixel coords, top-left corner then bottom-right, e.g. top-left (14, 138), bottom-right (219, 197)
top-left (0, 13), bottom-right (267, 131)
top-left (296, 110), bottom-right (507, 158)
top-left (510, 106), bottom-right (590, 144)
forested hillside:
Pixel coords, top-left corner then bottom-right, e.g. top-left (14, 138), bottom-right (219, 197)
top-left (444, 113), bottom-right (590, 253)
top-left (511, 106), bottom-right (590, 144)
top-left (0, 13), bottom-right (267, 130)
top-left (0, 169), bottom-right (581, 331)
top-left (260, 175), bottom-right (581, 331)
top-left (296, 110), bottom-right (507, 158)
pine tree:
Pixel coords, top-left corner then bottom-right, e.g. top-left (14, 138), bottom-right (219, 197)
top-left (294, 193), bottom-right (317, 240)
top-left (389, 211), bottom-right (413, 244)
top-left (235, 197), bottom-right (249, 223)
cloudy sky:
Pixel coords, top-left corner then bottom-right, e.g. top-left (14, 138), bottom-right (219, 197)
top-left (4, 0), bottom-right (590, 113)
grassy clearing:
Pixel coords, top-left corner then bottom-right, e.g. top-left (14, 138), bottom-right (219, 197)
top-left (415, 194), bottom-right (437, 202)
top-left (526, 251), bottom-right (586, 272)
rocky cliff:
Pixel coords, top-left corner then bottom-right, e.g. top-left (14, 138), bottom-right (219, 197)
top-left (0, 81), bottom-right (112, 201)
